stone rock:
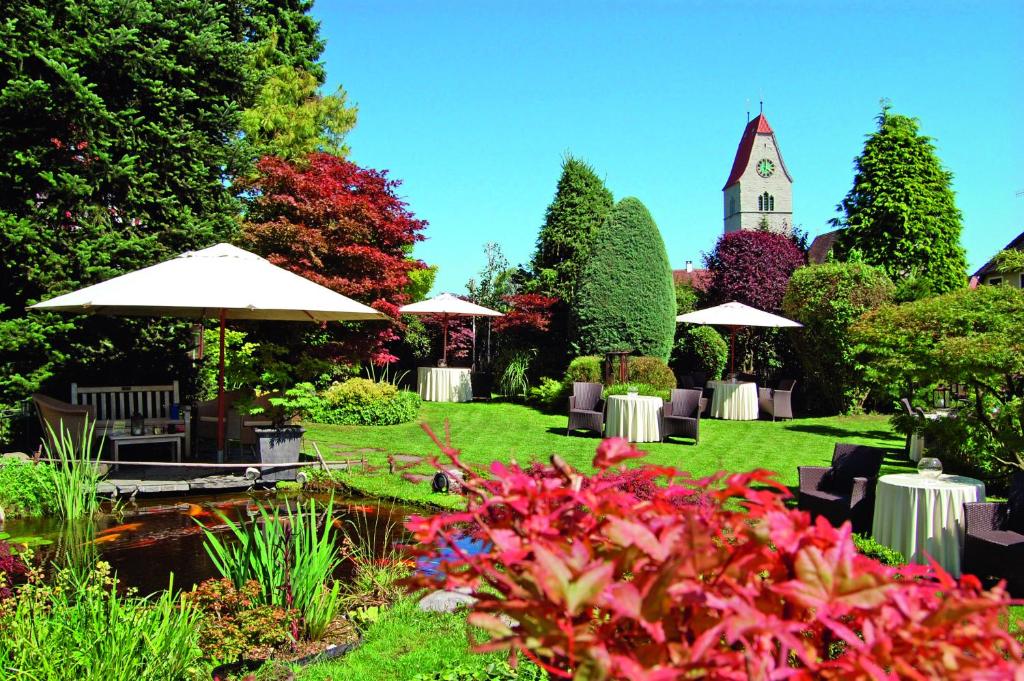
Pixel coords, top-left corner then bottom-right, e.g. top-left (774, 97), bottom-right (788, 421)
top-left (0, 452), bottom-right (31, 463)
top-left (417, 589), bottom-right (478, 613)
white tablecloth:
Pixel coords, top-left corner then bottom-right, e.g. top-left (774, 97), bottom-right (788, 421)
top-left (417, 367), bottom-right (472, 403)
top-left (706, 380), bottom-right (758, 420)
top-left (605, 395), bottom-right (663, 443)
top-left (871, 473), bottom-right (985, 577)
top-left (909, 411), bottom-right (953, 462)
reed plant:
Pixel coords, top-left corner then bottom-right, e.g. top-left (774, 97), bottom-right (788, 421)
top-left (199, 496), bottom-right (340, 638)
top-left (44, 420), bottom-right (103, 520)
top-left (339, 503), bottom-right (411, 609)
top-left (0, 562), bottom-right (203, 680)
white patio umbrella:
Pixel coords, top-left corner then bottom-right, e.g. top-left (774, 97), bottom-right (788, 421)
top-left (398, 293), bottom-right (503, 366)
top-left (30, 243), bottom-right (387, 455)
top-left (676, 301), bottom-right (802, 375)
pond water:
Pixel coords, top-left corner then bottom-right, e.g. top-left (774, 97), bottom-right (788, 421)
top-left (1, 491), bottom-right (417, 595)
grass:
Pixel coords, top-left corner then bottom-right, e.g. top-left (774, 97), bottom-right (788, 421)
top-left (295, 596), bottom-right (503, 681)
top-left (303, 400), bottom-right (911, 507)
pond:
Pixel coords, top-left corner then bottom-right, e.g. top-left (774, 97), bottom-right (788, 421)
top-left (1, 491), bottom-right (416, 595)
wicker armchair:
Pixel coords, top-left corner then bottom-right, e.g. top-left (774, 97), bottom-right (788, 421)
top-left (32, 394), bottom-right (96, 454)
top-left (661, 388), bottom-right (701, 444)
top-left (797, 443), bottom-right (887, 533)
top-left (759, 379), bottom-right (796, 421)
top-left (566, 382), bottom-right (604, 436)
top-left (963, 473), bottom-right (1024, 593)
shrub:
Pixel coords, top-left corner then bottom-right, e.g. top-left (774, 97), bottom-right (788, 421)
top-left (498, 349), bottom-right (535, 398)
top-left (704, 230), bottom-right (805, 312)
top-left (575, 198), bottom-right (677, 361)
top-left (852, 533), bottom-right (905, 567)
top-left (407, 434), bottom-right (1022, 678)
top-left (627, 356), bottom-right (675, 390)
top-left (0, 460), bottom-right (56, 518)
top-left (185, 578), bottom-right (293, 665)
top-left (0, 540), bottom-right (28, 601)
top-left (603, 383), bottom-right (669, 402)
top-left (526, 378), bottom-right (569, 412)
top-left (412, 660), bottom-right (548, 680)
top-left (671, 325), bottom-right (728, 381)
top-left (564, 355), bottom-right (602, 384)
top-left (0, 562), bottom-right (204, 680)
top-left (314, 378), bottom-right (420, 426)
top-left (782, 262), bottom-right (894, 415)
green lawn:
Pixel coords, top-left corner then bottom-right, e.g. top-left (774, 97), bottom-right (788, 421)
top-left (303, 400), bottom-right (913, 508)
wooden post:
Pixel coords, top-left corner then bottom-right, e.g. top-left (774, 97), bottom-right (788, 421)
top-left (216, 309), bottom-right (226, 462)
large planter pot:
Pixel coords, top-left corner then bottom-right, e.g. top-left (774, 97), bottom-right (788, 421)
top-left (254, 426), bottom-right (305, 482)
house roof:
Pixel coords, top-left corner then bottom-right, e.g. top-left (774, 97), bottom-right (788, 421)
top-left (722, 114), bottom-right (793, 190)
top-left (972, 229), bottom-right (1024, 278)
top-left (807, 229), bottom-right (842, 264)
top-left (673, 268), bottom-right (711, 291)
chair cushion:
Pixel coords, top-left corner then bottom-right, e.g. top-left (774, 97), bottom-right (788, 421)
top-left (801, 488), bottom-right (846, 505)
top-left (969, 529), bottom-right (1024, 550)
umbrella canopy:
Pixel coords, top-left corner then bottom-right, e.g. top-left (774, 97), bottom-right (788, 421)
top-left (31, 243), bottom-right (385, 322)
top-left (676, 302), bottom-right (802, 374)
top-left (399, 293), bottom-right (503, 366)
top-left (30, 243), bottom-right (387, 456)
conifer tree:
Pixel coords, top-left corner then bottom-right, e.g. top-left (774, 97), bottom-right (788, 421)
top-left (575, 198), bottom-right (676, 361)
top-left (531, 155), bottom-right (614, 303)
top-left (832, 104), bottom-right (967, 295)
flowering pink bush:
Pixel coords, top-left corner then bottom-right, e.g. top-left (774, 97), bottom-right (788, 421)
top-left (407, 430), bottom-right (1022, 679)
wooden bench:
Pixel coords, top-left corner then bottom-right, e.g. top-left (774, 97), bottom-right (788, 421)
top-left (70, 381), bottom-right (191, 457)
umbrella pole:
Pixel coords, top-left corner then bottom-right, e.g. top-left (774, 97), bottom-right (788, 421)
top-left (217, 309), bottom-right (226, 463)
top-left (472, 316), bottom-right (477, 371)
top-left (730, 327), bottom-right (737, 375)
top-left (442, 314), bottom-right (449, 366)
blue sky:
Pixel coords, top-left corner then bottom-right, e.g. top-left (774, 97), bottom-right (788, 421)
top-left (315, 0), bottom-right (1023, 294)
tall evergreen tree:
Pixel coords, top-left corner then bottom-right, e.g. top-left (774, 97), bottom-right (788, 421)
top-left (531, 155), bottom-right (614, 303)
top-left (575, 198), bottom-right (676, 360)
top-left (0, 0), bottom-right (259, 407)
top-left (831, 104), bottom-right (967, 294)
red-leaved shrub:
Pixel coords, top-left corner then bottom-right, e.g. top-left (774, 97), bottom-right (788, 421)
top-left (0, 541), bottom-right (28, 601)
top-left (407, 430), bottom-right (1022, 679)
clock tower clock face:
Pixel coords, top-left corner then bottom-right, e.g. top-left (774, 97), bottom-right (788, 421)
top-left (756, 158), bottom-right (775, 178)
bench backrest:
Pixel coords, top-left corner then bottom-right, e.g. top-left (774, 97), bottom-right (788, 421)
top-left (71, 381), bottom-right (180, 421)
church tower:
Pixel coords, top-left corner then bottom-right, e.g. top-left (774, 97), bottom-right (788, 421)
top-left (722, 113), bottom-right (793, 234)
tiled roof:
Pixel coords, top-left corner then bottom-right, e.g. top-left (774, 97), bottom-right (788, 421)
top-left (673, 268), bottom-right (711, 291)
top-left (723, 114), bottom-right (792, 189)
top-left (807, 230), bottom-right (842, 264)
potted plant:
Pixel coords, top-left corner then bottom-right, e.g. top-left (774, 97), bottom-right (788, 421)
top-left (241, 384), bottom-right (318, 482)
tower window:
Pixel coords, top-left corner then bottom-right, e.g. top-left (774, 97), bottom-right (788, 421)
top-left (769, 195), bottom-right (775, 211)
top-left (757, 195), bottom-right (763, 211)
top-left (761, 192), bottom-right (774, 212)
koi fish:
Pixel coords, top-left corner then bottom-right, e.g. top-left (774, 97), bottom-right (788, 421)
top-left (90, 534), bottom-right (121, 544)
top-left (345, 504), bottom-right (378, 513)
top-left (119, 537), bottom-right (159, 549)
top-left (98, 522), bottom-right (142, 535)
top-left (186, 504), bottom-right (213, 518)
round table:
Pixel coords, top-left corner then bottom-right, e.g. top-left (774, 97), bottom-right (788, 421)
top-left (705, 380), bottom-right (758, 420)
top-left (417, 367), bottom-right (472, 403)
top-left (871, 473), bottom-right (985, 577)
top-left (605, 394), bottom-right (663, 443)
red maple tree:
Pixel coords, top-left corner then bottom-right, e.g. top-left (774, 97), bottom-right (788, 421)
top-left (704, 231), bottom-right (805, 312)
top-left (241, 153), bottom-right (428, 362)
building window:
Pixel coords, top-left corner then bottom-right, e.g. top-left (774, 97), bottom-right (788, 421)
top-left (988, 277), bottom-right (1003, 286)
top-left (760, 192), bottom-right (773, 212)
top-left (769, 195), bottom-right (775, 211)
top-left (757, 195), bottom-right (763, 211)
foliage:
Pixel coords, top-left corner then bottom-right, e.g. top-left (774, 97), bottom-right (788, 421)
top-left (466, 242), bottom-right (516, 312)
top-left (831, 104), bottom-right (967, 295)
top-left (314, 378), bottom-right (421, 426)
top-left (674, 281), bottom-right (700, 315)
top-left (499, 349), bottom-right (536, 399)
top-left (0, 460), bottom-right (56, 518)
top-left (671, 326), bottom-right (728, 381)
top-left (44, 421), bottom-right (103, 519)
top-left (0, 561), bottom-right (203, 680)
top-left (782, 262), bottom-right (895, 414)
top-left (406, 435), bottom-right (1021, 679)
top-left (0, 540), bottom-right (28, 601)
top-left (241, 153), bottom-right (429, 364)
top-left (603, 384), bottom-right (669, 402)
top-left (626, 356), bottom-right (676, 391)
top-left (917, 404), bottom-right (1015, 492)
top-left (564, 356), bottom-right (603, 385)
top-left (185, 578), bottom-right (293, 665)
top-left (338, 505), bottom-right (412, 611)
top-left (199, 497), bottom-right (340, 638)
top-left (527, 378), bottom-right (570, 412)
top-left (993, 248), bottom-right (1024, 275)
top-left (492, 294), bottom-right (558, 342)
top-left (531, 155), bottom-right (614, 305)
top-left (852, 533), bottom-right (905, 567)
top-left (411, 660), bottom-right (548, 680)
top-left (575, 198), bottom-right (677, 361)
top-left (853, 285), bottom-right (1024, 472)
top-left (0, 0), bottom-right (260, 407)
top-left (705, 230), bottom-right (806, 312)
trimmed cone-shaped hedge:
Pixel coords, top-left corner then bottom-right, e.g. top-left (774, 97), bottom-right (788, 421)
top-left (574, 198), bottom-right (676, 361)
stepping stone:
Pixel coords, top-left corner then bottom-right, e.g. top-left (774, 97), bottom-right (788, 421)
top-left (390, 454), bottom-right (423, 464)
top-left (418, 589), bottom-right (477, 613)
top-left (402, 473), bottom-right (433, 484)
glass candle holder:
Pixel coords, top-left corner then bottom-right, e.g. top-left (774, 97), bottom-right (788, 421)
top-left (917, 457), bottom-right (943, 478)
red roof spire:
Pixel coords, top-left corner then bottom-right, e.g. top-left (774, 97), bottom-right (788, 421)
top-left (722, 113), bottom-right (786, 189)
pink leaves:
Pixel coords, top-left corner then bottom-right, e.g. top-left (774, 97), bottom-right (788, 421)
top-left (404, 435), bottom-right (1023, 678)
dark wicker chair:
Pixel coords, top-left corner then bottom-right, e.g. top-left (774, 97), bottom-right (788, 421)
top-left (566, 382), bottom-right (604, 436)
top-left (32, 394), bottom-right (95, 454)
top-left (797, 443), bottom-right (887, 533)
top-left (680, 374), bottom-right (695, 389)
top-left (963, 473), bottom-right (1024, 594)
top-left (661, 388), bottom-right (701, 444)
top-left (759, 379), bottom-right (796, 421)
